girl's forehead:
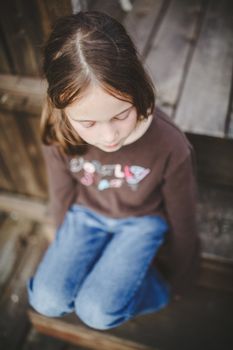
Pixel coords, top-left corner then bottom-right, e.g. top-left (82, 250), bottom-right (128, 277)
top-left (65, 85), bottom-right (132, 121)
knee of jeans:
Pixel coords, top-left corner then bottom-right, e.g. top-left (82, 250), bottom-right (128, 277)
top-left (74, 289), bottom-right (123, 330)
top-left (26, 277), bottom-right (73, 317)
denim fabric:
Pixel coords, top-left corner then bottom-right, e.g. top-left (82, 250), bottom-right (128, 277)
top-left (27, 204), bottom-right (171, 330)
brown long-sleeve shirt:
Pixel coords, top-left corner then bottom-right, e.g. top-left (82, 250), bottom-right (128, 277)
top-left (42, 107), bottom-right (200, 295)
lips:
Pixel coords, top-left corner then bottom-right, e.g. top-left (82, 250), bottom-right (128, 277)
top-left (103, 141), bottom-right (120, 148)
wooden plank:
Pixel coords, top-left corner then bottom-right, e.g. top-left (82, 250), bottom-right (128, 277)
top-left (0, 33), bottom-right (12, 74)
top-left (122, 0), bottom-right (164, 56)
top-left (0, 216), bottom-right (34, 294)
top-left (13, 112), bottom-right (48, 197)
top-left (0, 110), bottom-right (45, 196)
top-left (0, 211), bottom-right (7, 225)
top-left (0, 74), bottom-right (47, 197)
top-left (90, 0), bottom-right (126, 23)
top-left (197, 182), bottom-right (233, 263)
top-left (0, 151), bottom-right (14, 191)
top-left (25, 116), bottom-right (48, 196)
top-left (198, 257), bottom-right (233, 293)
top-left (0, 91), bottom-right (44, 115)
top-left (127, 286), bottom-right (233, 349)
top-left (0, 74), bottom-right (46, 96)
top-left (175, 0), bottom-right (233, 138)
top-left (187, 133), bottom-right (233, 187)
top-left (28, 284), bottom-right (233, 350)
top-left (22, 327), bottom-right (69, 350)
top-left (0, 74), bottom-right (46, 115)
top-left (145, 0), bottom-right (203, 116)
top-left (0, 1), bottom-right (72, 77)
top-left (0, 192), bottom-right (52, 225)
top-left (0, 2), bottom-right (41, 75)
top-left (40, 0), bottom-right (73, 28)
top-left (28, 311), bottom-right (156, 350)
top-left (0, 222), bottom-right (49, 350)
top-left (226, 86), bottom-right (233, 138)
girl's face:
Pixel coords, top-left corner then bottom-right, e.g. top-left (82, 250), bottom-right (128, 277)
top-left (65, 85), bottom-right (138, 152)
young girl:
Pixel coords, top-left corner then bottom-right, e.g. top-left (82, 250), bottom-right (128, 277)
top-left (27, 11), bottom-right (200, 330)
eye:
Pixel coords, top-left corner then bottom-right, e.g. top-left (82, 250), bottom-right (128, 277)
top-left (79, 121), bottom-right (96, 128)
top-left (114, 110), bottom-right (131, 121)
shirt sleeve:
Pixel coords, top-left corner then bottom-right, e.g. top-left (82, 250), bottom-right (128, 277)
top-left (41, 144), bottom-right (77, 231)
top-left (161, 145), bottom-right (201, 295)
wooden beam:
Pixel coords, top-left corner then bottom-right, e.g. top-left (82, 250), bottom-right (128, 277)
top-left (0, 74), bottom-right (46, 96)
top-left (0, 192), bottom-right (52, 225)
top-left (0, 74), bottom-right (46, 115)
top-left (28, 310), bottom-right (156, 350)
top-left (28, 282), bottom-right (233, 349)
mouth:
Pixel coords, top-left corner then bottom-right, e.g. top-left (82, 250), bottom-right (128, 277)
top-left (102, 142), bottom-right (120, 148)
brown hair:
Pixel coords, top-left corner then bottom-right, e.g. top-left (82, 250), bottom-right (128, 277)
top-left (40, 11), bottom-right (156, 155)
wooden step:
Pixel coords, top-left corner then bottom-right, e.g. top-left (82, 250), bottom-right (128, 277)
top-left (28, 284), bottom-right (233, 350)
top-left (28, 309), bottom-right (156, 350)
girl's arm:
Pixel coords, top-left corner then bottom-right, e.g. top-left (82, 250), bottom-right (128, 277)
top-left (161, 147), bottom-right (201, 297)
top-left (41, 144), bottom-right (77, 233)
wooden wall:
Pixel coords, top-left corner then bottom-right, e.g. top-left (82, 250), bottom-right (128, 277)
top-left (0, 1), bottom-right (75, 199)
top-left (0, 1), bottom-right (76, 76)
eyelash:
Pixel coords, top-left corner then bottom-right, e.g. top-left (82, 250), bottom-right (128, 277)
top-left (79, 111), bottom-right (130, 128)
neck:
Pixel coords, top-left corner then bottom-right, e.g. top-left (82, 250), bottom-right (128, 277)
top-left (124, 114), bottom-right (153, 145)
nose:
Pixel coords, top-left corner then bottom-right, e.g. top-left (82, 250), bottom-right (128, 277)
top-left (100, 123), bottom-right (119, 144)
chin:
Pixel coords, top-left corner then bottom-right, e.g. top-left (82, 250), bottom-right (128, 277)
top-left (97, 143), bottom-right (123, 152)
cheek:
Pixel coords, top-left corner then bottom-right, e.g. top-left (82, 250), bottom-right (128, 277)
top-left (125, 113), bottom-right (138, 131)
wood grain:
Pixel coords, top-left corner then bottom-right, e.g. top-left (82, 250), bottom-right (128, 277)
top-left (145, 0), bottom-right (203, 115)
top-left (175, 0), bottom-right (233, 137)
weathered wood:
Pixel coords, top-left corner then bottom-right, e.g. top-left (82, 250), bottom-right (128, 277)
top-left (0, 1), bottom-right (72, 77)
top-left (198, 257), bottom-right (233, 293)
top-left (0, 222), bottom-right (49, 350)
top-left (0, 192), bottom-right (52, 225)
top-left (0, 91), bottom-right (44, 116)
top-left (0, 74), bottom-right (48, 196)
top-left (145, 0), bottom-right (203, 115)
top-left (197, 182), bottom-right (233, 262)
top-left (187, 133), bottom-right (233, 187)
top-left (122, 0), bottom-right (164, 57)
top-left (28, 284), bottom-right (233, 350)
top-left (0, 110), bottom-right (45, 196)
top-left (28, 310), bottom-right (156, 350)
top-left (22, 326), bottom-right (69, 350)
top-left (0, 34), bottom-right (11, 74)
top-left (226, 88), bottom-right (233, 138)
top-left (0, 74), bottom-right (46, 115)
top-left (14, 112), bottom-right (48, 197)
top-left (175, 0), bottom-right (233, 138)
top-left (0, 216), bottom-right (34, 294)
top-left (90, 0), bottom-right (126, 23)
top-left (0, 74), bottom-right (46, 96)
top-left (40, 0), bottom-right (73, 28)
top-left (0, 152), bottom-right (14, 191)
top-left (0, 2), bottom-right (42, 76)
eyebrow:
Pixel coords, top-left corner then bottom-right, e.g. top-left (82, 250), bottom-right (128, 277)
top-left (70, 106), bottom-right (132, 122)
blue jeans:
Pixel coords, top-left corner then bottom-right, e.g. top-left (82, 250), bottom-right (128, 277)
top-left (27, 204), bottom-right (171, 330)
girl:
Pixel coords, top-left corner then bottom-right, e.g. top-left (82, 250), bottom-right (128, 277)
top-left (27, 11), bottom-right (200, 330)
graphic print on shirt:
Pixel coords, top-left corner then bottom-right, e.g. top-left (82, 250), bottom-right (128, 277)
top-left (69, 157), bottom-right (150, 191)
